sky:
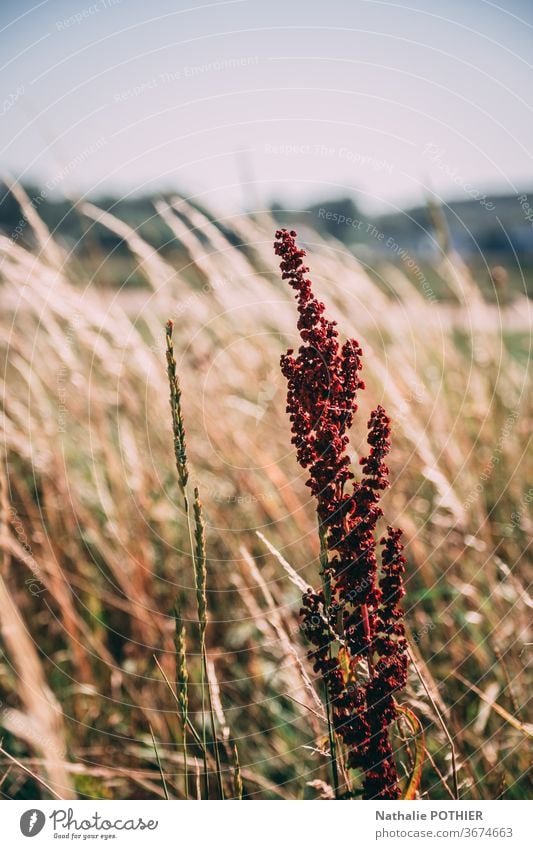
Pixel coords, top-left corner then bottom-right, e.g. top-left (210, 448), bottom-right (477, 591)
top-left (1, 0), bottom-right (532, 215)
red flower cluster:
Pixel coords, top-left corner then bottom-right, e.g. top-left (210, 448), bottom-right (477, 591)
top-left (275, 229), bottom-right (408, 800)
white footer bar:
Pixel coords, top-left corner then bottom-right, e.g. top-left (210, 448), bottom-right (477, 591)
top-left (5, 800), bottom-right (530, 848)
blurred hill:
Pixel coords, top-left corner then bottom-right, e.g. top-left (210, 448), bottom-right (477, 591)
top-left (1, 183), bottom-right (532, 298)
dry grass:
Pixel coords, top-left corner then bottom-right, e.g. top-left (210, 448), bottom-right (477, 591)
top-left (0, 186), bottom-right (531, 799)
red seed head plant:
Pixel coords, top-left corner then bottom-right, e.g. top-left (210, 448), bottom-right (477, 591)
top-left (275, 228), bottom-right (413, 800)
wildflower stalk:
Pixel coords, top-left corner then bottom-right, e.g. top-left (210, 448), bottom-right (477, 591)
top-left (193, 486), bottom-right (224, 799)
top-left (174, 602), bottom-right (189, 799)
top-left (165, 320), bottom-right (224, 798)
top-left (149, 723), bottom-right (170, 800)
top-left (153, 654), bottom-right (209, 757)
top-left (275, 229), bottom-right (413, 799)
top-left (231, 740), bottom-right (243, 800)
top-left (165, 320), bottom-right (188, 496)
top-left (165, 321), bottom-right (197, 608)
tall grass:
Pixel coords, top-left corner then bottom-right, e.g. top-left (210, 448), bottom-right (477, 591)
top-left (0, 185), bottom-right (531, 800)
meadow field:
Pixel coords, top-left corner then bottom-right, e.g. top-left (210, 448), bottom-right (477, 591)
top-left (0, 185), bottom-right (531, 800)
